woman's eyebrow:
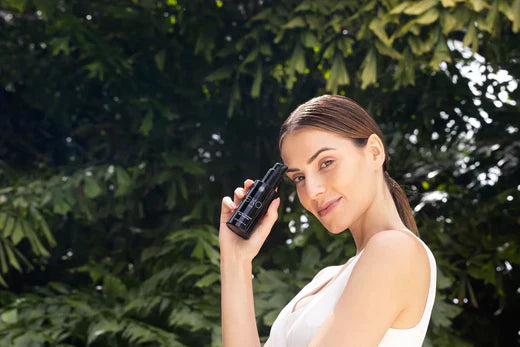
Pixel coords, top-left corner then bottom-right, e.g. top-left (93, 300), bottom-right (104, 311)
top-left (286, 147), bottom-right (336, 173)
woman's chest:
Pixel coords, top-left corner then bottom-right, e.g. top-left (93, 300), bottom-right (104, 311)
top-left (290, 258), bottom-right (358, 314)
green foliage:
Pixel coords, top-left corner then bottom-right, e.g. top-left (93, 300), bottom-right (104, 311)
top-left (0, 0), bottom-right (519, 346)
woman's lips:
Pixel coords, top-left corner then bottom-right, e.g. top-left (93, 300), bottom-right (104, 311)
top-left (318, 197), bottom-right (342, 217)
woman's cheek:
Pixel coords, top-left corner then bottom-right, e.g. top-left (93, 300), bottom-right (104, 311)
top-left (296, 187), bottom-right (306, 205)
top-left (329, 165), bottom-right (344, 183)
top-left (297, 188), bottom-right (315, 214)
top-left (333, 165), bottom-right (353, 197)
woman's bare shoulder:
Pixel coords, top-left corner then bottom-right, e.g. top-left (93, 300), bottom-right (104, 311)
top-left (368, 229), bottom-right (427, 260)
top-left (364, 229), bottom-right (431, 295)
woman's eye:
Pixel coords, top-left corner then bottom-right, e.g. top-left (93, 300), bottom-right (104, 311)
top-left (293, 176), bottom-right (304, 183)
top-left (321, 159), bottom-right (333, 168)
top-left (292, 160), bottom-right (333, 184)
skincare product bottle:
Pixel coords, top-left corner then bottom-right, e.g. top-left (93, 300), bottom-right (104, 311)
top-left (226, 162), bottom-right (287, 239)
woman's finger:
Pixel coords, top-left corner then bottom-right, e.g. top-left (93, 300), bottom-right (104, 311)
top-left (220, 196), bottom-right (236, 224)
top-left (233, 179), bottom-right (255, 206)
top-left (244, 179), bottom-right (254, 190)
top-left (233, 187), bottom-right (245, 206)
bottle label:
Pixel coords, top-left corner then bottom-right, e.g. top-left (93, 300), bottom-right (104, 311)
top-left (236, 210), bottom-right (252, 221)
top-left (244, 195), bottom-right (262, 209)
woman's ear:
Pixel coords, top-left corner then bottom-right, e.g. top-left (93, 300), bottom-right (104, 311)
top-left (365, 133), bottom-right (386, 171)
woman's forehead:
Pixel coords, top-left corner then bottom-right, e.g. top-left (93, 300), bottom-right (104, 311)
top-left (281, 128), bottom-right (352, 162)
top-left (282, 128), bottom-right (341, 146)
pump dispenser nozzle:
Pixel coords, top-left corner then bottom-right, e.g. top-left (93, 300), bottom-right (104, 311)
top-left (226, 162), bottom-right (287, 239)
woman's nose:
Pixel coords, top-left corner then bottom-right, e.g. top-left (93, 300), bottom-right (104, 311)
top-left (306, 175), bottom-right (325, 200)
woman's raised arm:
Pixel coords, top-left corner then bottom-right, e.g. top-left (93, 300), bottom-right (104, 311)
top-left (220, 256), bottom-right (261, 347)
top-left (219, 179), bottom-right (281, 347)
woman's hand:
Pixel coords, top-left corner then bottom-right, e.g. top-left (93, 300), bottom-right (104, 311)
top-left (219, 179), bottom-right (281, 264)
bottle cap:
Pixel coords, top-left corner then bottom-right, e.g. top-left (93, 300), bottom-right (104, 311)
top-left (262, 162), bottom-right (288, 188)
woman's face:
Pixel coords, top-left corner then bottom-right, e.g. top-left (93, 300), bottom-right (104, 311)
top-left (280, 127), bottom-right (379, 234)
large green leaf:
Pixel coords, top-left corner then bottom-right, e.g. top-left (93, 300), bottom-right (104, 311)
top-left (326, 52), bottom-right (350, 94)
top-left (84, 176), bottom-right (103, 199)
top-left (360, 47), bottom-right (377, 89)
top-left (404, 0), bottom-right (439, 15)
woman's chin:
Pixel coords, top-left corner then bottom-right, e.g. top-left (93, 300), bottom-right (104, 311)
top-left (324, 222), bottom-right (347, 234)
top-left (315, 212), bottom-right (348, 234)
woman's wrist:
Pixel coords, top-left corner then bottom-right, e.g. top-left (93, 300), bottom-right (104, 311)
top-left (220, 253), bottom-right (252, 267)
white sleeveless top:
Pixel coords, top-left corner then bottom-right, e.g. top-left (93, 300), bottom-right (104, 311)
top-left (267, 229), bottom-right (437, 347)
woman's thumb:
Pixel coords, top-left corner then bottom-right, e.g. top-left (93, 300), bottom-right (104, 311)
top-left (260, 197), bottom-right (281, 231)
top-left (245, 197), bottom-right (281, 251)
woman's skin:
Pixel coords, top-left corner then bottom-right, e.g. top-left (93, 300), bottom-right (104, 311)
top-left (280, 128), bottom-right (409, 254)
top-left (219, 127), bottom-right (430, 347)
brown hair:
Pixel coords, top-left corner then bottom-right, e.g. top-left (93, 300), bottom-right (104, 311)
top-left (278, 94), bottom-right (420, 237)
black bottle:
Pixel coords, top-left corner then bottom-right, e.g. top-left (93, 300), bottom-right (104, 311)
top-left (226, 162), bottom-right (288, 239)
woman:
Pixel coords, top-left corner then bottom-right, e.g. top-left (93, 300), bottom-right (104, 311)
top-left (219, 95), bottom-right (437, 346)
